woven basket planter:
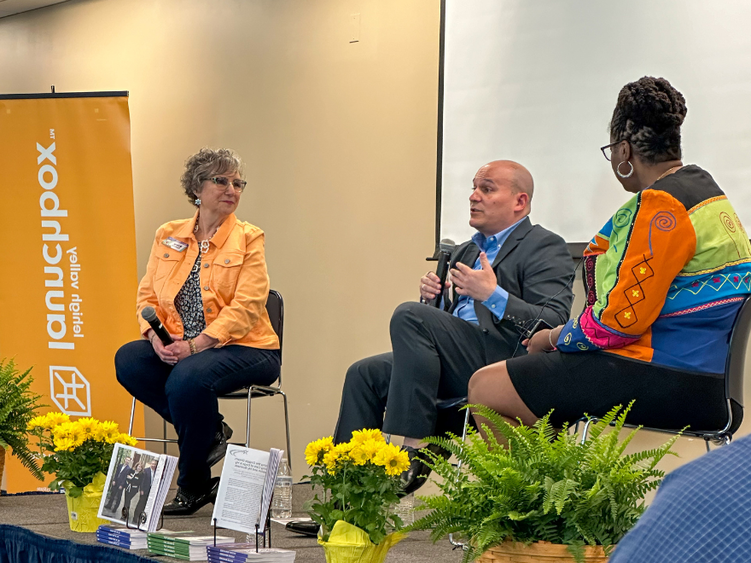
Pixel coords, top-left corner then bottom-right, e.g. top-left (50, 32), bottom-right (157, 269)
top-left (477, 540), bottom-right (609, 563)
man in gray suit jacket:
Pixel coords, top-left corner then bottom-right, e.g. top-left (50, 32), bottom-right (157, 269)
top-left (334, 160), bottom-right (574, 489)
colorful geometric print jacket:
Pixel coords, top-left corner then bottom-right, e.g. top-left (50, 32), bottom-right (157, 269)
top-left (557, 165), bottom-right (751, 373)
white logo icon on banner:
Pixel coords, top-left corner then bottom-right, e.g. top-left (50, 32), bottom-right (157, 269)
top-left (49, 366), bottom-right (91, 416)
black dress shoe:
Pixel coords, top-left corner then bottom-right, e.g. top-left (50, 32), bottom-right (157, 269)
top-left (163, 477), bottom-right (220, 516)
top-left (399, 444), bottom-right (451, 496)
top-left (286, 520), bottom-right (321, 537)
top-left (207, 422), bottom-right (233, 468)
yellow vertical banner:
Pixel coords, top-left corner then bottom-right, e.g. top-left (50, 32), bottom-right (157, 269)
top-left (0, 93), bottom-right (144, 493)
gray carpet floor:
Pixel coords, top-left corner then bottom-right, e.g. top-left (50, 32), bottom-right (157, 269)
top-left (0, 484), bottom-right (464, 562)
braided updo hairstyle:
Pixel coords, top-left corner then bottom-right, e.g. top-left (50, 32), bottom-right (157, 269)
top-left (609, 77), bottom-right (687, 164)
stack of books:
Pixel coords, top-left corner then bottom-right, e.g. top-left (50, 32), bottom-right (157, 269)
top-left (147, 530), bottom-right (236, 561)
top-left (96, 525), bottom-right (148, 550)
top-left (207, 544), bottom-right (296, 562)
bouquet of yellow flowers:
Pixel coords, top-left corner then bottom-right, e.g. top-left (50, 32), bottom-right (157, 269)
top-left (305, 429), bottom-right (410, 546)
top-left (28, 412), bottom-right (138, 497)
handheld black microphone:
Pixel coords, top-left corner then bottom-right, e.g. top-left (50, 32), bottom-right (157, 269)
top-left (429, 238), bottom-right (456, 308)
top-left (141, 306), bottom-right (173, 345)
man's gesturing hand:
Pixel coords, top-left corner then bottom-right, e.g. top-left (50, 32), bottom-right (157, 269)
top-left (451, 252), bottom-right (497, 302)
top-left (420, 272), bottom-right (448, 302)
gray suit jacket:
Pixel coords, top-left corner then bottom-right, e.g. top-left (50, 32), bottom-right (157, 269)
top-left (447, 217), bottom-right (574, 360)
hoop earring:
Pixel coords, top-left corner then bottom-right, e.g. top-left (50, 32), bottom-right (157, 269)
top-left (617, 161), bottom-right (634, 178)
top-left (194, 197), bottom-right (202, 206)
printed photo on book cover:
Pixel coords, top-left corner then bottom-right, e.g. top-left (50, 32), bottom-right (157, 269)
top-left (98, 443), bottom-right (165, 528)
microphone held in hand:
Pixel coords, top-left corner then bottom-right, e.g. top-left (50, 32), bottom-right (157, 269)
top-left (141, 306), bottom-right (173, 345)
top-left (429, 238), bottom-right (456, 308)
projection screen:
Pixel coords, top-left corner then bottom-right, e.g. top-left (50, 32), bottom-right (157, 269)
top-left (438, 0), bottom-right (751, 247)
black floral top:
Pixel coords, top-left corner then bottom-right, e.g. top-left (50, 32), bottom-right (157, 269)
top-left (174, 251), bottom-right (207, 339)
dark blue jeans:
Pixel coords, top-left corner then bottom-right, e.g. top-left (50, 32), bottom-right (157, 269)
top-left (115, 340), bottom-right (280, 493)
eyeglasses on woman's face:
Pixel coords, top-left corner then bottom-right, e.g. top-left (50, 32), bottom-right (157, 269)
top-left (600, 140), bottom-right (625, 162)
top-left (209, 176), bottom-right (247, 192)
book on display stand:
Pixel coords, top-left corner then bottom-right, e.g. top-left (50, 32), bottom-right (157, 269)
top-left (97, 443), bottom-right (178, 534)
top-left (209, 445), bottom-right (295, 562)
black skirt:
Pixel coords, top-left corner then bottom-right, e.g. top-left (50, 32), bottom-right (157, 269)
top-left (506, 350), bottom-right (728, 431)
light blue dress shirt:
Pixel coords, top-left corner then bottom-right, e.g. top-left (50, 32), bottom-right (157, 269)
top-left (452, 217), bottom-right (526, 325)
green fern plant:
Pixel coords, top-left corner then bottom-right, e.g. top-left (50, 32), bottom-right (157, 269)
top-left (407, 402), bottom-right (679, 563)
top-left (0, 359), bottom-right (45, 480)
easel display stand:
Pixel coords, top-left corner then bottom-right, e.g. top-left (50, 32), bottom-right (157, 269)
top-left (212, 495), bottom-right (274, 553)
top-left (123, 506), bottom-right (163, 532)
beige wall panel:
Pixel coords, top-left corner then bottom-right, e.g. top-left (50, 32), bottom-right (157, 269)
top-left (2, 0), bottom-right (749, 491)
top-left (0, 0), bottom-right (441, 480)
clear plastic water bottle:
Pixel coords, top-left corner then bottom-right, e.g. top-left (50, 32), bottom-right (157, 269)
top-left (395, 493), bottom-right (415, 526)
top-left (271, 458), bottom-right (292, 519)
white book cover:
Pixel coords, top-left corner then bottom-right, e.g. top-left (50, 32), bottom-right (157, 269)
top-left (210, 446), bottom-right (284, 534)
top-left (98, 443), bottom-right (177, 531)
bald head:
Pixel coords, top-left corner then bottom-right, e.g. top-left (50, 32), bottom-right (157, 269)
top-left (481, 160), bottom-right (534, 202)
top-left (470, 160), bottom-right (533, 236)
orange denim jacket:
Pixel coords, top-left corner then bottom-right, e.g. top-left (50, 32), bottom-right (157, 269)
top-left (136, 211), bottom-right (279, 350)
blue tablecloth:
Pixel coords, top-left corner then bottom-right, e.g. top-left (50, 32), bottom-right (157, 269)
top-left (0, 524), bottom-right (158, 563)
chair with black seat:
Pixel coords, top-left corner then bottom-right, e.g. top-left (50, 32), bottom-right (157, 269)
top-left (127, 289), bottom-right (293, 470)
top-left (578, 294), bottom-right (751, 451)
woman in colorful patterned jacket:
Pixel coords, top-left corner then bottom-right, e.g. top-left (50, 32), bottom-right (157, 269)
top-left (115, 148), bottom-right (280, 516)
top-left (468, 76), bottom-right (751, 433)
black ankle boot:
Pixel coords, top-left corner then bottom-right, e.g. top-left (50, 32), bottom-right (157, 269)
top-left (207, 422), bottom-right (233, 468)
top-left (399, 444), bottom-right (451, 496)
top-left (163, 477), bottom-right (220, 516)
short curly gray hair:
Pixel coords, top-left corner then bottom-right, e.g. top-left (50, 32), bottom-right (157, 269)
top-left (180, 148), bottom-right (244, 206)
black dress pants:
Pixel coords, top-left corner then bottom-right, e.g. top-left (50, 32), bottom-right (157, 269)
top-left (115, 340), bottom-right (280, 493)
top-left (334, 302), bottom-right (508, 442)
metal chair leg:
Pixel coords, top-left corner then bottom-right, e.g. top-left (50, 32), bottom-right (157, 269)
top-left (456, 407), bottom-right (470, 471)
top-left (579, 418), bottom-right (597, 445)
top-left (281, 390), bottom-right (292, 471)
top-left (448, 408), bottom-right (471, 549)
top-left (245, 387), bottom-right (253, 448)
top-left (128, 397), bottom-right (136, 435)
top-left (163, 419), bottom-right (168, 454)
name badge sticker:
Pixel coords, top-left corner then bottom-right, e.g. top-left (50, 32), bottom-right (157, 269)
top-left (161, 237), bottom-right (189, 252)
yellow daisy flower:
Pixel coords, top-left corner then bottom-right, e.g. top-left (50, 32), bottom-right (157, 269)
top-left (53, 436), bottom-right (76, 452)
top-left (98, 421), bottom-right (121, 443)
top-left (361, 438), bottom-right (384, 461)
top-left (46, 412), bottom-right (71, 428)
top-left (115, 433), bottom-right (138, 447)
top-left (349, 445), bottom-right (370, 465)
top-left (28, 414), bottom-right (49, 430)
top-left (305, 436), bottom-right (334, 466)
top-left (51, 421), bottom-right (73, 440)
top-left (77, 417), bottom-right (100, 440)
top-left (67, 422), bottom-right (85, 446)
top-left (323, 449), bottom-right (340, 474)
top-left (373, 443), bottom-right (410, 476)
top-left (350, 429), bottom-right (386, 446)
top-left (333, 442), bottom-right (353, 459)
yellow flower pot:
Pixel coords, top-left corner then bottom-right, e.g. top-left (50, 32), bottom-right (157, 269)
top-left (63, 472), bottom-right (109, 533)
top-left (318, 520), bottom-right (405, 563)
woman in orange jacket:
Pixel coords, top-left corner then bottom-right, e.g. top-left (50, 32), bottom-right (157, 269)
top-left (115, 148), bottom-right (280, 515)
